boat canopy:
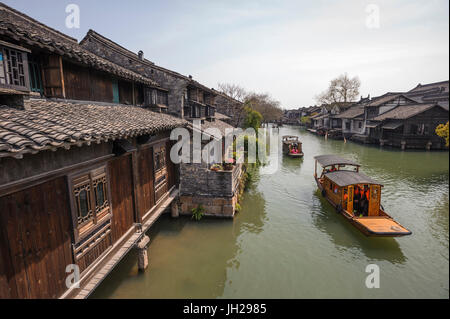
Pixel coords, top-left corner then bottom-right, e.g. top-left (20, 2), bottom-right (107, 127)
top-left (314, 155), bottom-right (360, 167)
top-left (282, 136), bottom-right (300, 143)
top-left (325, 170), bottom-right (382, 187)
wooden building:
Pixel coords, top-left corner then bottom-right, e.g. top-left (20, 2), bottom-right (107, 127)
top-left (351, 93), bottom-right (417, 144)
top-left (80, 29), bottom-right (244, 218)
top-left (80, 30), bottom-right (218, 120)
top-left (405, 81), bottom-right (449, 107)
top-left (372, 103), bottom-right (449, 149)
top-left (0, 3), bottom-right (187, 299)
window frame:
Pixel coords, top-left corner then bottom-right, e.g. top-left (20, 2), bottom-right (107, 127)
top-left (0, 42), bottom-right (31, 91)
top-left (68, 165), bottom-right (113, 243)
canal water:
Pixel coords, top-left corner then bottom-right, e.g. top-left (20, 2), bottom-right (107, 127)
top-left (91, 126), bottom-right (449, 299)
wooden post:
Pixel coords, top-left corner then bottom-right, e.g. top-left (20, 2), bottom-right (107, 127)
top-left (136, 235), bottom-right (150, 271)
top-left (401, 141), bottom-right (406, 150)
top-left (131, 151), bottom-right (142, 224)
top-left (171, 199), bottom-right (180, 218)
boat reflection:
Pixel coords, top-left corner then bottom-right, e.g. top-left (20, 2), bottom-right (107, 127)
top-left (312, 190), bottom-right (407, 264)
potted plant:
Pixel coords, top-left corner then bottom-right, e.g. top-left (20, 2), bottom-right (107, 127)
top-left (223, 158), bottom-right (235, 171)
top-left (210, 164), bottom-right (222, 172)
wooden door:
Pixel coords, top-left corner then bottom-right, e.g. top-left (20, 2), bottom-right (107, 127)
top-left (153, 143), bottom-right (168, 203)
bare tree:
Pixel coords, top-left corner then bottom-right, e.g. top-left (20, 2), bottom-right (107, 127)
top-left (217, 83), bottom-right (247, 102)
top-left (216, 83), bottom-right (283, 126)
top-left (245, 92), bottom-right (283, 123)
top-left (216, 83), bottom-right (248, 126)
top-left (315, 73), bottom-right (361, 104)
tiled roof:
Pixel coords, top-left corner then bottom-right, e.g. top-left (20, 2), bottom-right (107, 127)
top-left (373, 104), bottom-right (446, 121)
top-left (367, 93), bottom-right (416, 107)
top-left (80, 29), bottom-right (216, 94)
top-left (406, 81), bottom-right (449, 105)
top-left (0, 3), bottom-right (159, 88)
top-left (334, 106), bottom-right (365, 119)
top-left (408, 80), bottom-right (449, 94)
top-left (201, 119), bottom-right (235, 136)
top-left (215, 112), bottom-right (231, 120)
top-left (0, 99), bottom-right (187, 158)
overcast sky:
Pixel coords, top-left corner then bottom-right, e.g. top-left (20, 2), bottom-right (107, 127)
top-left (4, 0), bottom-right (449, 108)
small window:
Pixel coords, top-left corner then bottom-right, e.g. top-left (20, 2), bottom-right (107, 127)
top-left (0, 45), bottom-right (29, 90)
top-left (70, 166), bottom-right (110, 240)
top-left (28, 54), bottom-right (43, 94)
top-left (154, 147), bottom-right (166, 172)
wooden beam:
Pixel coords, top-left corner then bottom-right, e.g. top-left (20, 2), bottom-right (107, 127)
top-left (131, 151), bottom-right (142, 224)
top-left (58, 56), bottom-right (66, 98)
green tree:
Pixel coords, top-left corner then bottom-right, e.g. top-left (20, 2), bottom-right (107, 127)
top-left (243, 106), bottom-right (263, 132)
top-left (300, 116), bottom-right (311, 125)
top-left (436, 122), bottom-right (449, 147)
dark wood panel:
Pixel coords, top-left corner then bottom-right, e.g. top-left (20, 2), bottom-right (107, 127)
top-left (0, 194), bottom-right (18, 298)
top-left (0, 177), bottom-right (73, 299)
top-left (119, 80), bottom-right (133, 105)
top-left (90, 71), bottom-right (113, 103)
top-left (108, 155), bottom-right (135, 242)
top-left (42, 55), bottom-right (65, 98)
top-left (166, 140), bottom-right (177, 189)
top-left (138, 147), bottom-right (155, 216)
top-left (63, 62), bottom-right (91, 101)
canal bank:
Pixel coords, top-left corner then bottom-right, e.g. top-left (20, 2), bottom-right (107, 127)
top-left (91, 126), bottom-right (449, 299)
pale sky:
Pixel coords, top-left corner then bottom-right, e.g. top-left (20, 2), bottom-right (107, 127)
top-left (4, 0), bottom-right (449, 108)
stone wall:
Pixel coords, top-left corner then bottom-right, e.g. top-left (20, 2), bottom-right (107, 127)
top-left (179, 163), bottom-right (244, 218)
top-left (81, 37), bottom-right (187, 118)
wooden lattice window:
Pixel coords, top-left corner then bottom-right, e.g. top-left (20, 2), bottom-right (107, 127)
top-left (154, 147), bottom-right (166, 172)
top-left (0, 45), bottom-right (30, 90)
top-left (69, 166), bottom-right (111, 241)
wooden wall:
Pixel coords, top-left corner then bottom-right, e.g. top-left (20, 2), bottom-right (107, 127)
top-left (138, 147), bottom-right (156, 217)
top-left (42, 55), bottom-right (65, 98)
top-left (166, 141), bottom-right (177, 190)
top-left (119, 80), bottom-right (133, 105)
top-left (63, 61), bottom-right (113, 103)
top-left (0, 177), bottom-right (73, 299)
top-left (0, 136), bottom-right (178, 298)
top-left (108, 155), bottom-right (135, 243)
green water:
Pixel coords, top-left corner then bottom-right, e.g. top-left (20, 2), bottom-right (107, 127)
top-left (91, 126), bottom-right (449, 299)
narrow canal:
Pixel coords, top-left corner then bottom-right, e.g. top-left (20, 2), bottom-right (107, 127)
top-left (91, 126), bottom-right (449, 299)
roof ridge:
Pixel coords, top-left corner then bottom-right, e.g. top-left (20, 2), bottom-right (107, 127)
top-left (81, 29), bottom-right (216, 94)
top-left (410, 80), bottom-right (449, 91)
top-left (0, 2), bottom-right (78, 44)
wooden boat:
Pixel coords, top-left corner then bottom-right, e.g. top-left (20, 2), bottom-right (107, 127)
top-left (327, 129), bottom-right (344, 140)
top-left (282, 136), bottom-right (304, 158)
top-left (314, 155), bottom-right (411, 237)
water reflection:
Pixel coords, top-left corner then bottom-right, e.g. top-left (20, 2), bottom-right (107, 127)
top-left (312, 190), bottom-right (407, 264)
top-left (281, 155), bottom-right (304, 172)
top-left (91, 168), bottom-right (268, 299)
top-left (91, 125), bottom-right (448, 299)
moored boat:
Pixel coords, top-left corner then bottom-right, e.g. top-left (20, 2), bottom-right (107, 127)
top-left (282, 136), bottom-right (304, 157)
top-left (313, 155), bottom-right (411, 237)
